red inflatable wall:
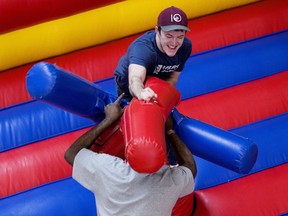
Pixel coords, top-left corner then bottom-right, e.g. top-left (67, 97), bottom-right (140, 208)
top-left (177, 70), bottom-right (288, 129)
top-left (194, 163), bottom-right (288, 215)
top-left (0, 0), bottom-right (121, 34)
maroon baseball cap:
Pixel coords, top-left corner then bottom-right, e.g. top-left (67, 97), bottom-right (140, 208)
top-left (157, 6), bottom-right (190, 32)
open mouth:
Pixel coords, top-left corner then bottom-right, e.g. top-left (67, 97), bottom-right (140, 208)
top-left (168, 45), bottom-right (177, 50)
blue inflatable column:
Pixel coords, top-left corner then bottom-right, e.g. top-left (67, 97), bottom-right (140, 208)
top-left (26, 62), bottom-right (123, 122)
top-left (173, 108), bottom-right (258, 174)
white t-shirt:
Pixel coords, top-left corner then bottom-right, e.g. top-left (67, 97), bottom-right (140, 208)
top-left (73, 148), bottom-right (194, 216)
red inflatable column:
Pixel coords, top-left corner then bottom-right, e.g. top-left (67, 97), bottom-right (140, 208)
top-left (172, 193), bottom-right (195, 216)
top-left (121, 77), bottom-right (180, 173)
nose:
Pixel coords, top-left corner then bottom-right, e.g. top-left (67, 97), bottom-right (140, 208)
top-left (170, 38), bottom-right (177, 46)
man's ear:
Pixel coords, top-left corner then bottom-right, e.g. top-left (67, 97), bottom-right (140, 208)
top-left (155, 26), bottom-right (161, 34)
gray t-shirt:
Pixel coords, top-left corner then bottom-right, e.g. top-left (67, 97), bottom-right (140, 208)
top-left (73, 149), bottom-right (194, 216)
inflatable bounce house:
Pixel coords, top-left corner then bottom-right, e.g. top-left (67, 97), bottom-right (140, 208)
top-left (1, 0), bottom-right (288, 215)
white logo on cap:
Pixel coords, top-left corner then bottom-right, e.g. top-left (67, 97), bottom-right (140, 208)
top-left (170, 14), bottom-right (182, 23)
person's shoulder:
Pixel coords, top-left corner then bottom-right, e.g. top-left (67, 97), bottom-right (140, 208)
top-left (167, 166), bottom-right (194, 189)
top-left (76, 148), bottom-right (117, 164)
top-left (133, 30), bottom-right (155, 44)
top-left (129, 31), bottom-right (157, 55)
top-left (73, 149), bottom-right (95, 170)
top-left (183, 37), bottom-right (192, 48)
top-left (161, 165), bottom-right (192, 177)
top-left (76, 148), bottom-right (93, 157)
top-left (173, 165), bottom-right (193, 178)
top-left (142, 30), bottom-right (156, 38)
top-left (179, 37), bottom-right (192, 57)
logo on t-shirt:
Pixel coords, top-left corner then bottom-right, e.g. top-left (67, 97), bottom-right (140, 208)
top-left (153, 64), bottom-right (180, 74)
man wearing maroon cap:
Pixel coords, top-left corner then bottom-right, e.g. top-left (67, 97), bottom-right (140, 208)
top-left (114, 6), bottom-right (191, 102)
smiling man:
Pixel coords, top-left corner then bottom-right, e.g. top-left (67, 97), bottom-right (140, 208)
top-left (114, 6), bottom-right (192, 101)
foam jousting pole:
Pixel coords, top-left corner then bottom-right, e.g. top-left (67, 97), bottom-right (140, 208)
top-left (121, 77), bottom-right (181, 173)
top-left (173, 108), bottom-right (258, 174)
top-left (26, 62), bottom-right (258, 174)
top-left (26, 61), bottom-right (125, 122)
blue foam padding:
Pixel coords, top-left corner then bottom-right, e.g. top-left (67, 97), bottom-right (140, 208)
top-left (26, 62), bottom-right (120, 121)
top-left (194, 112), bottom-right (288, 190)
top-left (173, 108), bottom-right (258, 174)
top-left (95, 77), bottom-right (117, 96)
top-left (176, 30), bottom-right (288, 99)
top-left (0, 178), bottom-right (96, 216)
top-left (0, 101), bottom-right (95, 152)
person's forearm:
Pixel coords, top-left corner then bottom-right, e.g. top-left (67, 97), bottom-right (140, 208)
top-left (129, 76), bottom-right (144, 98)
top-left (65, 118), bottom-right (114, 165)
top-left (166, 129), bottom-right (197, 177)
top-left (73, 118), bottom-right (114, 149)
top-left (167, 130), bottom-right (192, 164)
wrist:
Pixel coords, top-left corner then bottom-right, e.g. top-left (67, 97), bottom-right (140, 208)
top-left (166, 129), bottom-right (175, 136)
top-left (103, 117), bottom-right (116, 125)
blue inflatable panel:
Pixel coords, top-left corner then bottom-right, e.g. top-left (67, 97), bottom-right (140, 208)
top-left (194, 112), bottom-right (288, 190)
top-left (0, 101), bottom-right (95, 152)
top-left (0, 178), bottom-right (96, 216)
top-left (95, 77), bottom-right (117, 96)
top-left (177, 30), bottom-right (288, 99)
top-left (173, 108), bottom-right (258, 174)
